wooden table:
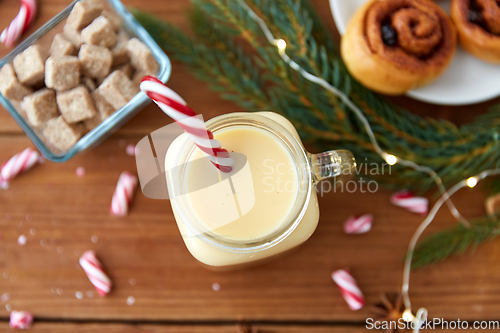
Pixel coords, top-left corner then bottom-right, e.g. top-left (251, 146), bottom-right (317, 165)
top-left (1, 0), bottom-right (499, 332)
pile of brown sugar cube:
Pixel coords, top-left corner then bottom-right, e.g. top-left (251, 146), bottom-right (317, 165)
top-left (0, 0), bottom-right (158, 152)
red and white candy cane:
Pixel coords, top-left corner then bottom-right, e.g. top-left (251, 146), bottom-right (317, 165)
top-left (110, 171), bottom-right (137, 216)
top-left (9, 310), bottom-right (34, 329)
top-left (1, 0), bottom-right (37, 47)
top-left (0, 148), bottom-right (41, 189)
top-left (343, 214), bottom-right (373, 234)
top-left (79, 250), bottom-right (112, 296)
top-left (140, 76), bottom-right (233, 173)
top-left (390, 190), bottom-right (428, 215)
top-left (331, 269), bottom-right (365, 311)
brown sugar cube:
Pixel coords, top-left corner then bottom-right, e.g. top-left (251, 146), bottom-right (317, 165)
top-left (43, 116), bottom-right (84, 151)
top-left (116, 31), bottom-right (128, 45)
top-left (57, 85), bottom-right (96, 123)
top-left (78, 44), bottom-right (112, 79)
top-left (132, 70), bottom-right (147, 88)
top-left (101, 10), bottom-right (121, 31)
top-left (113, 63), bottom-right (134, 78)
top-left (83, 89), bottom-right (115, 130)
top-left (13, 45), bottom-right (47, 86)
top-left (122, 63), bottom-right (134, 78)
top-left (79, 0), bottom-right (109, 11)
top-left (0, 63), bottom-right (33, 100)
top-left (95, 76), bottom-right (105, 87)
top-left (83, 114), bottom-right (101, 131)
top-left (45, 56), bottom-right (80, 92)
top-left (92, 89), bottom-right (115, 117)
top-left (111, 46), bottom-right (128, 66)
top-left (66, 0), bottom-right (103, 30)
top-left (111, 33), bottom-right (129, 66)
top-left (82, 76), bottom-right (96, 91)
top-left (50, 33), bottom-right (76, 57)
top-left (20, 89), bottom-right (59, 127)
top-left (98, 70), bottom-right (139, 110)
top-left (81, 17), bottom-right (116, 48)
top-left (63, 24), bottom-right (84, 48)
top-left (126, 38), bottom-right (158, 74)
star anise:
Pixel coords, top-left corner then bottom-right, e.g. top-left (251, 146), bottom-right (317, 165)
top-left (369, 293), bottom-right (405, 332)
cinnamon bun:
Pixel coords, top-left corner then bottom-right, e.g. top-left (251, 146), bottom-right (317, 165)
top-left (451, 0), bottom-right (500, 63)
top-left (341, 0), bottom-right (457, 95)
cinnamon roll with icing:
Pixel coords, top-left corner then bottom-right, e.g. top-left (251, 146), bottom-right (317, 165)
top-left (451, 0), bottom-right (500, 63)
top-left (341, 0), bottom-right (457, 95)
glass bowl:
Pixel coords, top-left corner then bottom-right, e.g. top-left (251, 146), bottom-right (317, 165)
top-left (0, 0), bottom-right (171, 162)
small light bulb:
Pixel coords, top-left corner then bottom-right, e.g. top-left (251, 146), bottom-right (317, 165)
top-left (467, 177), bottom-right (478, 188)
top-left (402, 309), bottom-right (415, 322)
top-left (276, 39), bottom-right (286, 51)
top-left (384, 154), bottom-right (398, 165)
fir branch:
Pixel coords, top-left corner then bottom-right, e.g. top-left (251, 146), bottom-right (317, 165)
top-left (132, 0), bottom-right (500, 191)
top-left (412, 217), bottom-right (500, 269)
top-left (487, 176), bottom-right (500, 196)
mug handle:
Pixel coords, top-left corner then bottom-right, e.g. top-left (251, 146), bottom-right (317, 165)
top-left (309, 150), bottom-right (356, 183)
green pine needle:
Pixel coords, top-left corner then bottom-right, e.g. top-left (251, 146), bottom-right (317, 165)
top-left (488, 176), bottom-right (500, 196)
top-left (132, 1), bottom-right (500, 192)
top-left (412, 217), bottom-right (500, 269)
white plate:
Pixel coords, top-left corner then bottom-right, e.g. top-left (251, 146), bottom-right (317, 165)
top-left (329, 0), bottom-right (500, 105)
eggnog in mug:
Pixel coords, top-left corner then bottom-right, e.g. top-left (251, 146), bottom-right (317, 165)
top-left (165, 112), bottom-right (355, 269)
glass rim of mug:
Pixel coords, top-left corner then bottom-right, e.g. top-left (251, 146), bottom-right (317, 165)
top-left (169, 112), bottom-right (312, 254)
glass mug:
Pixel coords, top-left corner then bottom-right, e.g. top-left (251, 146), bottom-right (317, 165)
top-left (165, 112), bottom-right (355, 270)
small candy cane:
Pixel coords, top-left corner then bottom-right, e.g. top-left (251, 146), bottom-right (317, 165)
top-left (390, 190), bottom-right (428, 215)
top-left (0, 148), bottom-right (41, 189)
top-left (331, 269), bottom-right (365, 311)
top-left (343, 214), bottom-right (373, 234)
top-left (126, 144), bottom-right (135, 156)
top-left (79, 250), bottom-right (112, 296)
top-left (485, 193), bottom-right (500, 215)
top-left (9, 310), bottom-right (33, 329)
top-left (1, 0), bottom-right (37, 47)
top-left (110, 171), bottom-right (137, 216)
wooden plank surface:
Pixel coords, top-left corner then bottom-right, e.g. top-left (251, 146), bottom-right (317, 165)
top-left (0, 0), bottom-right (499, 330)
top-left (0, 139), bottom-right (497, 322)
top-left (0, 323), bottom-right (240, 332)
top-left (0, 323), bottom-right (498, 332)
top-left (0, 323), bottom-right (368, 332)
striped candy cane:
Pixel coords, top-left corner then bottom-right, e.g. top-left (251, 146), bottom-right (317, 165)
top-left (1, 0), bottom-right (37, 47)
top-left (110, 171), bottom-right (137, 216)
top-left (331, 269), bottom-right (365, 311)
top-left (140, 76), bottom-right (233, 173)
top-left (486, 193), bottom-right (500, 216)
top-left (0, 148), bottom-right (41, 189)
top-left (79, 250), bottom-right (112, 296)
top-left (343, 214), bottom-right (373, 234)
top-left (9, 310), bottom-right (34, 329)
top-left (390, 190), bottom-right (429, 215)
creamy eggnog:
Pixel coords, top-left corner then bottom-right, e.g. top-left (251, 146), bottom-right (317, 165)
top-left (165, 112), bottom-right (354, 269)
top-left (184, 126), bottom-right (298, 241)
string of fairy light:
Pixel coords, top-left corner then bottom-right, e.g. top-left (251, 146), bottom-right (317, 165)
top-left (235, 0), bottom-right (500, 330)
